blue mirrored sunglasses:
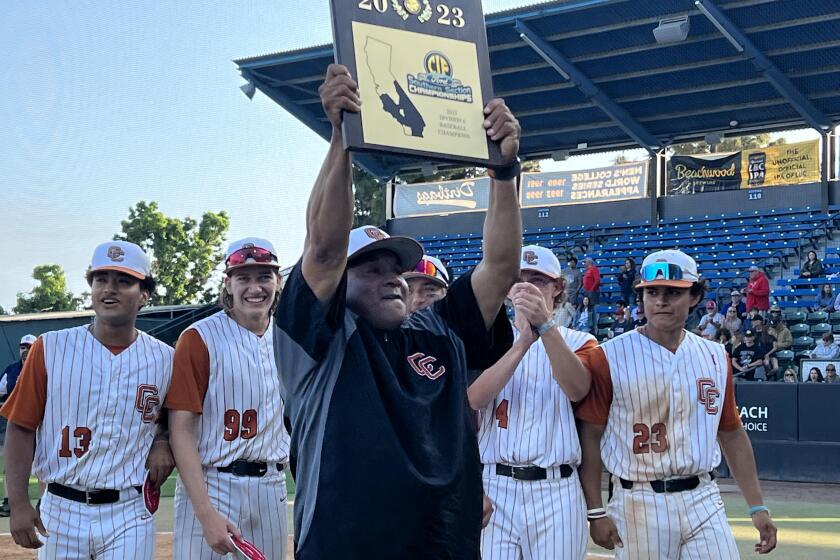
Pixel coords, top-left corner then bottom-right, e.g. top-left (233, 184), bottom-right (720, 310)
top-left (640, 262), bottom-right (685, 282)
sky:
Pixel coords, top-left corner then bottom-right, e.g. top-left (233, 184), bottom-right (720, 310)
top-left (0, 1), bottom-right (822, 312)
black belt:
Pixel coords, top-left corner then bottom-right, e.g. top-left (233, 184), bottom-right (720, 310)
top-left (495, 464), bottom-right (573, 481)
top-left (619, 472), bottom-right (713, 494)
top-left (48, 483), bottom-right (140, 505)
top-left (217, 460), bottom-right (285, 477)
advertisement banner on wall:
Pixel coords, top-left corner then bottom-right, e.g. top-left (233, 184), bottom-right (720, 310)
top-left (741, 140), bottom-right (821, 188)
top-left (519, 161), bottom-right (648, 208)
top-left (393, 177), bottom-right (491, 218)
top-left (667, 152), bottom-right (741, 195)
top-left (734, 383), bottom-right (798, 441)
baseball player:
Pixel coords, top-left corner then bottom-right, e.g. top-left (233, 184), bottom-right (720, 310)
top-left (470, 245), bottom-right (603, 559)
top-left (576, 249), bottom-right (778, 558)
top-left (0, 334), bottom-right (36, 517)
top-left (404, 254), bottom-right (449, 313)
top-left (166, 237), bottom-right (290, 559)
top-left (0, 241), bottom-right (175, 558)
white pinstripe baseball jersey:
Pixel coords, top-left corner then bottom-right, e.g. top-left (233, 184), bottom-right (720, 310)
top-left (6, 326), bottom-right (173, 489)
top-left (477, 326), bottom-right (598, 468)
top-left (580, 329), bottom-right (740, 482)
top-left (167, 310), bottom-right (290, 467)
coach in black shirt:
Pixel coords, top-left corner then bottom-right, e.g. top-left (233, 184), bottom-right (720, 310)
top-left (274, 64), bottom-right (522, 559)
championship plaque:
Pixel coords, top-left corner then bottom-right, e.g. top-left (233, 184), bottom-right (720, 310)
top-left (329, 0), bottom-right (503, 167)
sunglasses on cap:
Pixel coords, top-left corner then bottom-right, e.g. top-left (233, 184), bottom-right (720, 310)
top-left (226, 246), bottom-right (277, 268)
top-left (413, 258), bottom-right (443, 279)
top-left (640, 262), bottom-right (686, 282)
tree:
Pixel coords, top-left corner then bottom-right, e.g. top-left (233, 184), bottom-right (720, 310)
top-left (116, 201), bottom-right (230, 305)
top-left (0, 305), bottom-right (9, 316)
top-left (14, 265), bottom-right (81, 314)
top-left (352, 165), bottom-right (386, 227)
top-left (670, 134), bottom-right (787, 155)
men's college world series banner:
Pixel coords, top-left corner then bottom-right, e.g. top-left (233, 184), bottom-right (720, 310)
top-left (520, 161), bottom-right (648, 208)
top-left (393, 177), bottom-right (490, 217)
top-left (329, 0), bottom-right (502, 166)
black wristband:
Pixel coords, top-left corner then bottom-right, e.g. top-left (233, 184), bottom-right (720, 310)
top-left (489, 158), bottom-right (521, 182)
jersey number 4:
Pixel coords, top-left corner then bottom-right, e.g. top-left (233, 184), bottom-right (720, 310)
top-left (632, 422), bottom-right (668, 454)
top-left (59, 426), bottom-right (92, 458)
top-left (223, 409), bottom-right (258, 441)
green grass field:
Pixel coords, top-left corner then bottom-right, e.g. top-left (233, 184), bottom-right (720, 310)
top-left (1, 458), bottom-right (837, 559)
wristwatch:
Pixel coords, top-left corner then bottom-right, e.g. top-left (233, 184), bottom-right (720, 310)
top-left (537, 318), bottom-right (557, 336)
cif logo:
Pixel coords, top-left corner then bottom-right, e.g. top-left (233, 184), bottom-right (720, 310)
top-left (424, 51), bottom-right (453, 77)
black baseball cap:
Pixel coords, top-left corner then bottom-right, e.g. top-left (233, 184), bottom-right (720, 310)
top-left (744, 330), bottom-right (755, 337)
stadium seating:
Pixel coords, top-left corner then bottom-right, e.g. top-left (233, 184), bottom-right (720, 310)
top-left (419, 206), bottom-right (840, 315)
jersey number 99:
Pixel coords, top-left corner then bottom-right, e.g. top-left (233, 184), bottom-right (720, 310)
top-left (223, 409), bottom-right (258, 441)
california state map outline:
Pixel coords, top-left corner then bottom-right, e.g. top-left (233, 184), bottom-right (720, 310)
top-left (362, 36), bottom-right (426, 138)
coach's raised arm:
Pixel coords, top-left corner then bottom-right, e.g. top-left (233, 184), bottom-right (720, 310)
top-left (301, 63), bottom-right (521, 314)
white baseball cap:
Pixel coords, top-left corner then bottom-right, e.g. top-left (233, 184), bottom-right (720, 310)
top-left (637, 249), bottom-right (700, 289)
top-left (90, 241), bottom-right (151, 280)
top-left (520, 245), bottom-right (562, 279)
top-left (224, 237), bottom-right (280, 272)
top-left (347, 226), bottom-right (423, 272)
top-left (404, 255), bottom-right (449, 287)
top-left (20, 334), bottom-right (36, 346)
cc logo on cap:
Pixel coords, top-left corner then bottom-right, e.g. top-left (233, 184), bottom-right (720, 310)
top-left (523, 251), bottom-right (538, 265)
top-left (364, 227), bottom-right (387, 241)
top-left (107, 246), bottom-right (125, 262)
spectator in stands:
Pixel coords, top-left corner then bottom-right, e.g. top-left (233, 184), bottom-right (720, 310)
top-left (782, 368), bottom-right (798, 383)
top-left (609, 308), bottom-right (633, 338)
top-left (745, 265), bottom-right (770, 313)
top-left (800, 250), bottom-right (824, 279)
top-left (695, 300), bottom-right (723, 339)
top-left (553, 290), bottom-right (576, 329)
top-left (617, 258), bottom-right (638, 308)
top-left (717, 328), bottom-right (731, 351)
top-left (825, 364), bottom-right (840, 384)
top-left (685, 300), bottom-right (706, 332)
top-left (562, 256), bottom-right (582, 306)
top-left (573, 295), bottom-right (595, 333)
top-left (722, 306), bottom-right (742, 337)
top-left (727, 331), bottom-right (743, 356)
top-left (768, 317), bottom-right (792, 351)
top-left (722, 289), bottom-right (746, 319)
top-left (731, 330), bottom-right (765, 381)
top-left (582, 258), bottom-right (601, 304)
top-left (832, 290), bottom-right (840, 312)
top-left (768, 303), bottom-right (783, 324)
top-left (752, 316), bottom-right (779, 380)
top-left (809, 332), bottom-right (839, 360)
top-left (806, 367), bottom-right (825, 383)
top-left (812, 283), bottom-right (834, 312)
top-left (631, 296), bottom-right (646, 327)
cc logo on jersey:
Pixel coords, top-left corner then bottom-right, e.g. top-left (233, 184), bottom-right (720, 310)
top-left (135, 384), bottom-right (160, 423)
top-left (407, 352), bottom-right (446, 380)
top-left (697, 378), bottom-right (720, 415)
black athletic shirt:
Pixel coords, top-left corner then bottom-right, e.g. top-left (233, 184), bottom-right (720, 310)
top-left (274, 261), bottom-right (512, 559)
